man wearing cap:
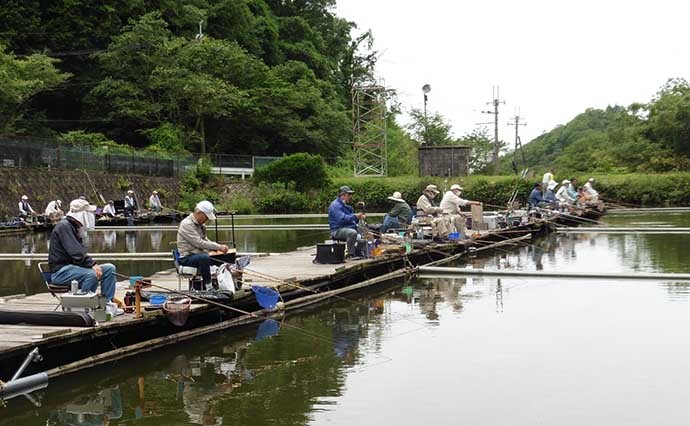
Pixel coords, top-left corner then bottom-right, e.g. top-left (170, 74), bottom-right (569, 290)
top-left (584, 178), bottom-right (599, 199)
top-left (415, 184), bottom-right (448, 238)
top-left (124, 190), bottom-right (137, 217)
top-left (48, 199), bottom-right (122, 314)
top-left (556, 180), bottom-right (575, 204)
top-left (44, 199), bottom-right (64, 222)
top-left (18, 195), bottom-right (35, 220)
top-left (176, 200), bottom-right (229, 289)
top-left (439, 184), bottom-right (480, 237)
top-left (440, 184), bottom-right (481, 214)
top-left (328, 186), bottom-right (365, 257)
top-left (381, 191), bottom-right (412, 233)
top-left (149, 190), bottom-right (162, 213)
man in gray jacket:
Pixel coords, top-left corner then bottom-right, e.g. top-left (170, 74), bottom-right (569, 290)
top-left (176, 200), bottom-right (229, 288)
top-left (49, 199), bottom-right (122, 315)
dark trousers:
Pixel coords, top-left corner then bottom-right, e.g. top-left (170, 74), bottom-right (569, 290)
top-left (178, 253), bottom-right (211, 284)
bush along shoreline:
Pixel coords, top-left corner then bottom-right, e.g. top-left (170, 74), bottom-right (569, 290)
top-left (185, 172), bottom-right (690, 214)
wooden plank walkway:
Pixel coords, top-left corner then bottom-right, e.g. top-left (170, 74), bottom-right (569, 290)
top-left (0, 249), bottom-right (374, 357)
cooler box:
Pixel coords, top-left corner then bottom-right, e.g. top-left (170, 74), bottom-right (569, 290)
top-left (315, 242), bottom-right (345, 264)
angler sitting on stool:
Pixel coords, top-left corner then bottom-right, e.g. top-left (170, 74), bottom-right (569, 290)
top-left (328, 186), bottom-right (366, 258)
top-left (176, 200), bottom-right (230, 290)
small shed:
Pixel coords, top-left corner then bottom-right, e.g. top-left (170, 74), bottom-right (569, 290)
top-left (418, 145), bottom-right (470, 177)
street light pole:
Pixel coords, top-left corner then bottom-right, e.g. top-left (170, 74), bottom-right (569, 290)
top-left (422, 84), bottom-right (431, 144)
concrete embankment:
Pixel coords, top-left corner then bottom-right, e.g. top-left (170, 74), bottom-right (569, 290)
top-left (0, 168), bottom-right (181, 220)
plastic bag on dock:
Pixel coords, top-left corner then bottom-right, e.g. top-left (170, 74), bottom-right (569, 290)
top-left (216, 264), bottom-right (236, 295)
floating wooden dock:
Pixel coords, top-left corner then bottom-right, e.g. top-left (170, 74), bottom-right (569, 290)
top-left (0, 213), bottom-right (578, 388)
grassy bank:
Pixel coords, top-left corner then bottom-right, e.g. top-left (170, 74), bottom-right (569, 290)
top-left (206, 173), bottom-right (690, 214)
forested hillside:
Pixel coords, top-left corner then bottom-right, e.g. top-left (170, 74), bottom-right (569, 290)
top-left (504, 78), bottom-right (690, 174)
top-left (0, 0), bottom-right (377, 157)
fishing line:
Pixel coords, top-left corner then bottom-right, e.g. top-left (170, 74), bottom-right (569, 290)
top-left (112, 272), bottom-right (394, 363)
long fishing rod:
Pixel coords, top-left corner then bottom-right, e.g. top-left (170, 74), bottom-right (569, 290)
top-left (114, 272), bottom-right (354, 348)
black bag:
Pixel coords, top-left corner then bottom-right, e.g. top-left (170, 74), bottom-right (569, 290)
top-left (354, 240), bottom-right (368, 258)
top-left (314, 242), bottom-right (345, 264)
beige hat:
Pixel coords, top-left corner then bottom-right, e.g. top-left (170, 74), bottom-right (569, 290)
top-left (152, 190), bottom-right (158, 194)
top-left (561, 179), bottom-right (570, 185)
top-left (450, 184), bottom-right (463, 191)
top-left (588, 177), bottom-right (595, 182)
top-left (127, 190), bottom-right (134, 194)
top-left (21, 195), bottom-right (28, 200)
top-left (387, 191), bottom-right (405, 202)
top-left (69, 199), bottom-right (97, 213)
top-left (424, 184), bottom-right (440, 194)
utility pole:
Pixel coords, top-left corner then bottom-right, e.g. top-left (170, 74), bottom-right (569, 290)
top-left (481, 86), bottom-right (505, 174)
top-left (507, 112), bottom-right (527, 166)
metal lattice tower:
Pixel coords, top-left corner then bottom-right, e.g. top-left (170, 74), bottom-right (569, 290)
top-left (352, 82), bottom-right (387, 176)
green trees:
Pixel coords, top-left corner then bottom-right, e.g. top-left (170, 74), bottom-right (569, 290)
top-left (0, 46), bottom-right (70, 133)
top-left (508, 80), bottom-right (690, 175)
top-left (0, 0), bottom-right (371, 159)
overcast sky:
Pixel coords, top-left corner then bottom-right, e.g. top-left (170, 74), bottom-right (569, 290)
top-left (335, 0), bottom-right (689, 147)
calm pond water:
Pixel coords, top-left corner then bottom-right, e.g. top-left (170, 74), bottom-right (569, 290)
top-left (2, 213), bottom-right (690, 425)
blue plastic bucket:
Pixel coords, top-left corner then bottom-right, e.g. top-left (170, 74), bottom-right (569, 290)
top-left (129, 275), bottom-right (144, 287)
top-left (448, 232), bottom-right (460, 240)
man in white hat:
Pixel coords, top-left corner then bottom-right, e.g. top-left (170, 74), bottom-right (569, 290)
top-left (149, 190), bottom-right (162, 213)
top-left (439, 184), bottom-right (480, 237)
top-left (124, 190), bottom-right (137, 217)
top-left (176, 200), bottom-right (229, 289)
top-left (381, 191), bottom-right (412, 232)
top-left (48, 199), bottom-right (122, 315)
top-left (44, 199), bottom-right (65, 222)
top-left (556, 180), bottom-right (575, 204)
top-left (439, 184), bottom-right (481, 215)
top-left (584, 178), bottom-right (599, 199)
top-left (18, 195), bottom-right (35, 220)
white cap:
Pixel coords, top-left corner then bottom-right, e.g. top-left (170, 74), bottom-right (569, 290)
top-left (195, 200), bottom-right (216, 221)
top-left (21, 195), bottom-right (28, 200)
top-left (561, 179), bottom-right (570, 185)
top-left (127, 190), bottom-right (134, 194)
top-left (69, 199), bottom-right (97, 213)
top-left (588, 177), bottom-right (595, 182)
top-left (152, 190), bottom-right (158, 194)
top-left (450, 184), bottom-right (463, 191)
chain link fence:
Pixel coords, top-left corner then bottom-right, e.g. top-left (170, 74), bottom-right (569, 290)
top-left (0, 137), bottom-right (280, 177)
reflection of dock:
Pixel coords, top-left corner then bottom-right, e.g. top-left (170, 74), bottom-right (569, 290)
top-left (0, 216), bottom-right (569, 387)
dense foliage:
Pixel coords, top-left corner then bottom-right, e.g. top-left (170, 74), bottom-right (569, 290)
top-left (0, 0), bottom-right (375, 158)
top-left (253, 152), bottom-right (329, 192)
top-left (505, 78), bottom-right (690, 175)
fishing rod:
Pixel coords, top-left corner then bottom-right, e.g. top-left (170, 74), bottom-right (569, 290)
top-left (113, 272), bottom-right (359, 349)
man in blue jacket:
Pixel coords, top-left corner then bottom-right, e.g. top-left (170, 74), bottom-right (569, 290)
top-left (328, 186), bottom-right (366, 257)
top-left (528, 182), bottom-right (547, 208)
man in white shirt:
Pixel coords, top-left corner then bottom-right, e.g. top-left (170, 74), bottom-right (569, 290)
top-left (556, 180), bottom-right (575, 204)
top-left (102, 200), bottom-right (117, 217)
top-left (439, 184), bottom-right (481, 214)
top-left (542, 168), bottom-right (555, 186)
top-left (584, 178), bottom-right (599, 199)
top-left (438, 184), bottom-right (481, 237)
top-left (44, 199), bottom-right (64, 221)
top-left (149, 190), bottom-right (162, 212)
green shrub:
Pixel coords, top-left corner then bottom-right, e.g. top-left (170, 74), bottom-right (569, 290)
top-left (255, 182), bottom-right (314, 213)
top-left (253, 153), bottom-right (330, 192)
top-left (218, 194), bottom-right (256, 214)
top-left (178, 188), bottom-right (220, 212)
